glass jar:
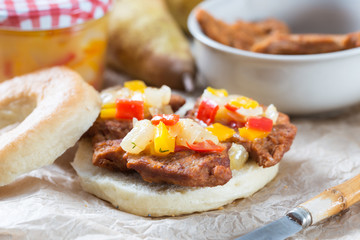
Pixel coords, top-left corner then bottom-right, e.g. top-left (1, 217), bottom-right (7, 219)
top-left (0, 0), bottom-right (112, 90)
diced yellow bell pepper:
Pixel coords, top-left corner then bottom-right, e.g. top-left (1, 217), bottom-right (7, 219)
top-left (206, 123), bottom-right (235, 141)
top-left (100, 108), bottom-right (116, 119)
top-left (101, 102), bottom-right (116, 109)
top-left (154, 121), bottom-right (175, 156)
top-left (147, 142), bottom-right (157, 156)
top-left (124, 80), bottom-right (147, 93)
top-left (206, 87), bottom-right (228, 97)
top-left (238, 127), bottom-right (269, 141)
top-left (228, 96), bottom-right (259, 109)
top-left (215, 107), bottom-right (231, 122)
top-left (215, 106), bottom-right (247, 124)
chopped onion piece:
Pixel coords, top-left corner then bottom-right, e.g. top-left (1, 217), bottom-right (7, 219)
top-left (160, 85), bottom-right (171, 105)
top-left (148, 105), bottom-right (173, 117)
top-left (201, 89), bottom-right (234, 106)
top-left (100, 92), bottom-right (115, 104)
top-left (162, 105), bottom-right (174, 114)
top-left (167, 121), bottom-right (181, 138)
top-left (196, 129), bottom-right (219, 144)
top-left (120, 120), bottom-right (155, 154)
top-left (131, 91), bottom-right (144, 101)
top-left (265, 104), bottom-right (279, 123)
top-left (236, 106), bottom-right (263, 117)
top-left (229, 143), bottom-right (249, 170)
top-left (201, 89), bottom-right (222, 104)
top-left (132, 117), bottom-right (138, 126)
top-left (101, 87), bottom-right (132, 104)
top-left (115, 88), bottom-right (131, 99)
top-left (174, 119), bottom-right (201, 146)
top-left (148, 107), bottom-right (160, 117)
top-left (144, 85), bottom-right (171, 108)
top-left (170, 119), bottom-right (219, 146)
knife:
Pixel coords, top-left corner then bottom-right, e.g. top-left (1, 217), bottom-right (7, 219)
top-left (236, 173), bottom-right (360, 240)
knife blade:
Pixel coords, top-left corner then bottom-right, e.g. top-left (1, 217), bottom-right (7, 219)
top-left (236, 173), bottom-right (360, 240)
top-left (235, 207), bottom-right (310, 240)
top-left (237, 216), bottom-right (301, 240)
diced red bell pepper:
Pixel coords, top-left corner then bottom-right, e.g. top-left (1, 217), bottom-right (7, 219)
top-left (224, 102), bottom-right (238, 112)
top-left (196, 99), bottom-right (219, 125)
top-left (115, 99), bottom-right (144, 120)
top-left (186, 140), bottom-right (225, 152)
top-left (246, 116), bottom-right (273, 132)
top-left (151, 114), bottom-right (180, 126)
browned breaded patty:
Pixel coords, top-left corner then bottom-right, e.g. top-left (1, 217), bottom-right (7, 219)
top-left (92, 139), bottom-right (129, 172)
top-left (229, 122), bottom-right (297, 167)
top-left (87, 91), bottom-right (294, 187)
top-left (252, 123), bottom-right (297, 167)
top-left (91, 127), bottom-right (232, 186)
top-left (87, 119), bottom-right (134, 145)
top-left (126, 147), bottom-right (232, 187)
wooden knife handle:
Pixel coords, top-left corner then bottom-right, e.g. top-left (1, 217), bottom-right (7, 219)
top-left (299, 174), bottom-right (360, 225)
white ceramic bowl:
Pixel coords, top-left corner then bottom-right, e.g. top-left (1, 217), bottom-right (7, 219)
top-left (188, 0), bottom-right (360, 115)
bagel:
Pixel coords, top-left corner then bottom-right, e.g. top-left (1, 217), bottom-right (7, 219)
top-left (72, 139), bottom-right (279, 217)
top-left (0, 67), bottom-right (101, 186)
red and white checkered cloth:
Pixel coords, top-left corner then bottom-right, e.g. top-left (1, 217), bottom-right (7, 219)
top-left (0, 0), bottom-right (112, 30)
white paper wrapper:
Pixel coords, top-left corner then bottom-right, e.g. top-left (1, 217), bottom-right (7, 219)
top-left (1, 75), bottom-right (360, 239)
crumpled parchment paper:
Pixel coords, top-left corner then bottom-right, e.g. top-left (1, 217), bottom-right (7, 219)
top-left (1, 73), bottom-right (360, 240)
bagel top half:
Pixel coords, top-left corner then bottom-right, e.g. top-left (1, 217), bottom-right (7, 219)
top-left (0, 67), bottom-right (101, 186)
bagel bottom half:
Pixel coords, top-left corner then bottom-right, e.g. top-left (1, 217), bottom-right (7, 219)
top-left (72, 139), bottom-right (279, 217)
top-left (0, 67), bottom-right (101, 186)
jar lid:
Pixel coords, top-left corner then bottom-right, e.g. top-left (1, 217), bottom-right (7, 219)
top-left (0, 0), bottom-right (112, 30)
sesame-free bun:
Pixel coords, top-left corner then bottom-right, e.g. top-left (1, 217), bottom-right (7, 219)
top-left (72, 139), bottom-right (279, 217)
top-left (0, 67), bottom-right (101, 186)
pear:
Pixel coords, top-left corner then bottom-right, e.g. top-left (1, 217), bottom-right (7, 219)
top-left (107, 0), bottom-right (195, 90)
top-left (165, 0), bottom-right (203, 33)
